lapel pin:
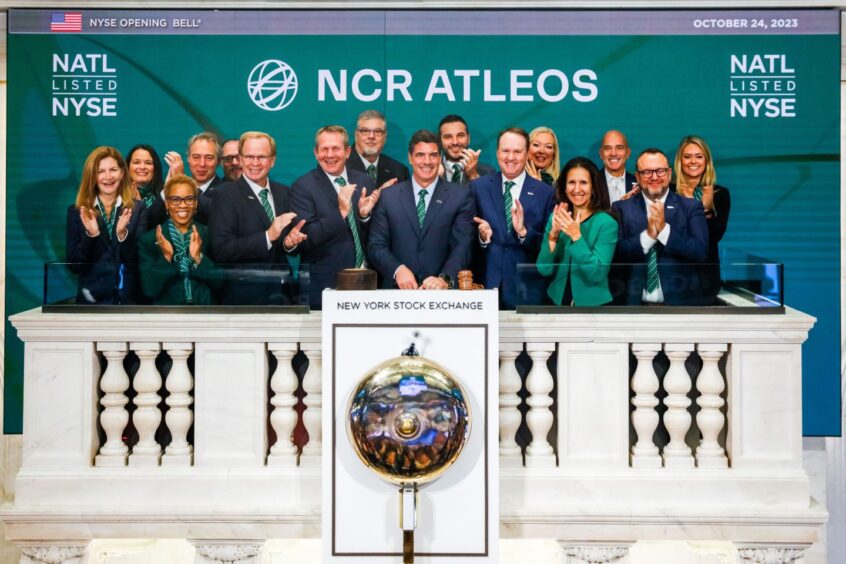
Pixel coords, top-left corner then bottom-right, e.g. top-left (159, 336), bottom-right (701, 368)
top-left (436, 199), bottom-right (443, 204)
top-left (527, 192), bottom-right (534, 196)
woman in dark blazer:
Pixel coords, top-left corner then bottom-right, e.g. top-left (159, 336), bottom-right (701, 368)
top-left (537, 157), bottom-right (618, 306)
top-left (139, 175), bottom-right (221, 304)
top-left (673, 135), bottom-right (731, 304)
top-left (127, 144), bottom-right (167, 228)
top-left (66, 146), bottom-right (147, 304)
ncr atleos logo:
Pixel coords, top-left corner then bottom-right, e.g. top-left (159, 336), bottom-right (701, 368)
top-left (247, 59), bottom-right (298, 111)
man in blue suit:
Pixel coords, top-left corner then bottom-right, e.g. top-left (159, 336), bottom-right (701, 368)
top-left (471, 127), bottom-right (554, 308)
top-left (291, 125), bottom-right (378, 309)
top-left (611, 148), bottom-right (708, 305)
top-left (367, 129), bottom-right (475, 290)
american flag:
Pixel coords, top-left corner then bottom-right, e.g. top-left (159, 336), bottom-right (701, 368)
top-left (50, 12), bottom-right (82, 32)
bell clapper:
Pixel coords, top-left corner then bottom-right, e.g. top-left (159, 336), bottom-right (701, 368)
top-left (399, 482), bottom-right (419, 563)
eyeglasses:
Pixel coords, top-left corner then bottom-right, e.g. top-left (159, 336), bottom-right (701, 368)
top-left (241, 154), bottom-right (271, 163)
top-left (166, 195), bottom-right (197, 206)
top-left (637, 168), bottom-right (670, 178)
top-left (357, 128), bottom-right (386, 137)
top-left (221, 155), bottom-right (240, 164)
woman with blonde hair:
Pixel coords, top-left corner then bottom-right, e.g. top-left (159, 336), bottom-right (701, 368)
top-left (66, 146), bottom-right (147, 303)
top-left (673, 135), bottom-right (731, 303)
top-left (139, 175), bottom-right (221, 304)
top-left (526, 126), bottom-right (561, 186)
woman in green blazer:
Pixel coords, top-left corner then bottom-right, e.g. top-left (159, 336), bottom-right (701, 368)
top-left (139, 175), bottom-right (222, 304)
top-left (537, 157), bottom-right (618, 306)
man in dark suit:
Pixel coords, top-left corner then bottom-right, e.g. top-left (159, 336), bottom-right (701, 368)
top-left (471, 127), bottom-right (555, 309)
top-left (209, 131), bottom-right (305, 305)
top-left (162, 132), bottom-right (227, 224)
top-left (291, 125), bottom-right (379, 309)
top-left (611, 148), bottom-right (708, 305)
top-left (599, 129), bottom-right (638, 203)
top-left (437, 114), bottom-right (495, 186)
top-left (346, 109), bottom-right (409, 190)
top-left (367, 129), bottom-right (475, 290)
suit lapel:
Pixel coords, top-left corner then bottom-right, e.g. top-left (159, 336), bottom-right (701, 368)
top-left (421, 180), bottom-right (449, 237)
top-left (663, 191), bottom-right (680, 227)
top-left (399, 182), bottom-right (422, 235)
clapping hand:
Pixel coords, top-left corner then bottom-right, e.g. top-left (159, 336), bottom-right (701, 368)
top-left (357, 187), bottom-right (381, 218)
top-left (647, 200), bottom-right (665, 239)
top-left (462, 148), bottom-right (482, 181)
top-left (620, 184), bottom-right (640, 201)
top-left (115, 207), bottom-right (132, 240)
top-left (163, 151), bottom-right (184, 182)
top-left (561, 207), bottom-right (582, 242)
top-left (79, 206), bottom-right (100, 237)
top-left (283, 219), bottom-right (307, 251)
top-left (701, 185), bottom-right (715, 213)
top-left (155, 225), bottom-right (174, 263)
top-left (267, 212), bottom-right (298, 242)
top-left (189, 225), bottom-right (203, 263)
top-left (473, 217), bottom-right (492, 243)
top-left (512, 198), bottom-right (526, 238)
top-left (338, 184), bottom-right (356, 218)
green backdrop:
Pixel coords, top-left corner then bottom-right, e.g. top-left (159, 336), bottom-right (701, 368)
top-left (4, 8), bottom-right (841, 434)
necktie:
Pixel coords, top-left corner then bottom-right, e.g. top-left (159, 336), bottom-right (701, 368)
top-left (646, 246), bottom-right (660, 293)
top-left (258, 189), bottom-right (274, 222)
top-left (416, 189), bottom-right (428, 227)
top-left (451, 164), bottom-right (462, 184)
top-left (503, 180), bottom-right (515, 232)
top-left (335, 177), bottom-right (365, 268)
top-left (540, 170), bottom-right (554, 186)
top-left (366, 164), bottom-right (376, 181)
top-left (693, 185), bottom-right (703, 201)
top-left (166, 219), bottom-right (194, 303)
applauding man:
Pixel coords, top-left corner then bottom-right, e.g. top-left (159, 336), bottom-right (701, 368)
top-left (209, 131), bottom-right (304, 305)
top-left (611, 148), bottom-right (708, 305)
top-left (291, 125), bottom-right (378, 309)
top-left (471, 127), bottom-right (554, 308)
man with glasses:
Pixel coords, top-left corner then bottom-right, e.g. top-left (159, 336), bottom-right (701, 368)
top-left (611, 148), bottom-right (708, 305)
top-left (208, 131), bottom-right (305, 304)
top-left (291, 125), bottom-right (378, 309)
top-left (346, 109), bottom-right (409, 189)
top-left (163, 132), bottom-right (227, 224)
top-left (220, 138), bottom-right (242, 182)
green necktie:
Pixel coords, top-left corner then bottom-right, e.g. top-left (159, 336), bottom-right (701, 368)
top-left (416, 189), bottom-right (428, 227)
top-left (450, 164), bottom-right (462, 183)
top-left (258, 188), bottom-right (274, 222)
top-left (646, 246), bottom-right (660, 293)
top-left (503, 180), bottom-right (515, 232)
top-left (366, 164), bottom-right (376, 181)
top-left (335, 177), bottom-right (365, 268)
top-left (693, 185), bottom-right (703, 201)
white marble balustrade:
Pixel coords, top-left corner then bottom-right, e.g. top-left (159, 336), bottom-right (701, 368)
top-left (3, 307), bottom-right (826, 564)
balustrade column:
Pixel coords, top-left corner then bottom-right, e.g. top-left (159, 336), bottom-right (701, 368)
top-left (499, 345), bottom-right (523, 466)
top-left (662, 343), bottom-right (695, 468)
top-left (161, 343), bottom-right (194, 466)
top-left (630, 343), bottom-right (661, 468)
top-left (300, 345), bottom-right (322, 464)
top-left (696, 343), bottom-right (729, 468)
top-left (95, 342), bottom-right (129, 467)
top-left (267, 343), bottom-right (299, 467)
top-left (524, 343), bottom-right (556, 468)
top-left (128, 342), bottom-right (162, 467)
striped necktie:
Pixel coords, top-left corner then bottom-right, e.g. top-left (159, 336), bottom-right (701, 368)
top-left (335, 177), bottom-right (364, 267)
top-left (416, 189), bottom-right (428, 227)
top-left (503, 180), bottom-right (515, 232)
top-left (646, 246), bottom-right (660, 293)
top-left (693, 185), bottom-right (703, 201)
top-left (450, 164), bottom-right (461, 183)
top-left (366, 164), bottom-right (376, 181)
top-left (258, 189), bottom-right (274, 222)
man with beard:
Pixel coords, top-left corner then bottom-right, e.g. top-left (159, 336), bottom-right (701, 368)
top-left (437, 114), bottom-right (495, 186)
top-left (220, 138), bottom-right (242, 182)
top-left (611, 148), bottom-right (708, 305)
top-left (346, 109), bottom-right (409, 189)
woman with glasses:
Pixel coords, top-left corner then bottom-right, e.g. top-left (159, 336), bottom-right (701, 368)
top-left (673, 135), bottom-right (730, 303)
top-left (66, 146), bottom-right (147, 304)
top-left (127, 144), bottom-right (167, 227)
top-left (138, 175), bottom-right (221, 304)
top-left (526, 126), bottom-right (561, 186)
top-left (537, 157), bottom-right (617, 306)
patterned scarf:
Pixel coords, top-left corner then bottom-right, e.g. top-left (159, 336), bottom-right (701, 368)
top-left (95, 199), bottom-right (118, 238)
top-left (540, 170), bottom-right (555, 186)
top-left (166, 219), bottom-right (194, 304)
top-left (138, 185), bottom-right (156, 208)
